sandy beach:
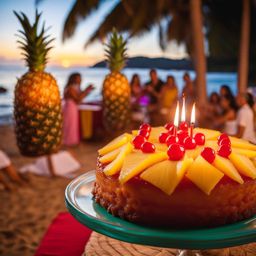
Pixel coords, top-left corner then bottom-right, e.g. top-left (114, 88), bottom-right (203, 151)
top-left (0, 124), bottom-right (104, 256)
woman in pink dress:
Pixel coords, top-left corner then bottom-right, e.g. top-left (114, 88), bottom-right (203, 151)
top-left (63, 73), bottom-right (94, 146)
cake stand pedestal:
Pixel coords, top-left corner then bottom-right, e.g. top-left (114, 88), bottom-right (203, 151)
top-left (65, 171), bottom-right (256, 255)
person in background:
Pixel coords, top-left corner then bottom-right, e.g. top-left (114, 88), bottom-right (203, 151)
top-left (215, 95), bottom-right (238, 135)
top-left (159, 75), bottom-right (178, 121)
top-left (220, 85), bottom-right (234, 99)
top-left (144, 69), bottom-right (164, 106)
top-left (235, 92), bottom-right (256, 143)
top-left (63, 73), bottom-right (94, 146)
top-left (144, 69), bottom-right (164, 125)
top-left (208, 92), bottom-right (222, 117)
top-left (130, 74), bottom-right (142, 108)
top-left (182, 72), bottom-right (195, 104)
top-left (0, 150), bottom-right (25, 190)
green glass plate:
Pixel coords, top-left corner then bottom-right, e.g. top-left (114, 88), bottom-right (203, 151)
top-left (65, 171), bottom-right (256, 249)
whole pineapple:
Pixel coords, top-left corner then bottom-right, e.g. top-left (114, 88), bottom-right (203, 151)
top-left (102, 30), bottom-right (131, 132)
top-left (14, 11), bottom-right (62, 156)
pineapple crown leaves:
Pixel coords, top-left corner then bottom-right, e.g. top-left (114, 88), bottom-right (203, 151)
top-left (14, 10), bottom-right (54, 72)
top-left (104, 28), bottom-right (128, 72)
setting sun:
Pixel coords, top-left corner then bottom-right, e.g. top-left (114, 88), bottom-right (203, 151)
top-left (61, 59), bottom-right (70, 68)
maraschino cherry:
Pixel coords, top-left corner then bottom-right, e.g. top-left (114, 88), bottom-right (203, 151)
top-left (194, 133), bottom-right (205, 145)
top-left (132, 135), bottom-right (146, 149)
top-left (183, 136), bottom-right (196, 149)
top-left (167, 143), bottom-right (185, 161)
top-left (217, 133), bottom-right (229, 145)
top-left (138, 129), bottom-right (150, 139)
top-left (166, 135), bottom-right (179, 146)
top-left (177, 130), bottom-right (189, 145)
top-left (179, 121), bottom-right (189, 131)
top-left (217, 144), bottom-right (232, 158)
top-left (219, 138), bottom-right (231, 147)
top-left (140, 123), bottom-right (151, 132)
top-left (159, 132), bottom-right (169, 143)
top-left (141, 141), bottom-right (155, 153)
top-left (164, 123), bottom-right (174, 130)
top-left (201, 147), bottom-right (216, 163)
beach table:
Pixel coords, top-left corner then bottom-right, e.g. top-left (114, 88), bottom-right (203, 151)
top-left (79, 103), bottom-right (103, 140)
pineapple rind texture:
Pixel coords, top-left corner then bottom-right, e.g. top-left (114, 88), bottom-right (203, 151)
top-left (14, 72), bottom-right (62, 156)
top-left (103, 72), bottom-right (131, 131)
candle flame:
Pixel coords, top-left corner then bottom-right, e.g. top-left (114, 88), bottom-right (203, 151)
top-left (181, 95), bottom-right (186, 122)
top-left (174, 101), bottom-right (180, 127)
top-left (191, 103), bottom-right (196, 124)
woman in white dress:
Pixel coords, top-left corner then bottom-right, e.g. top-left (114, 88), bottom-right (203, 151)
top-left (216, 95), bottom-right (238, 136)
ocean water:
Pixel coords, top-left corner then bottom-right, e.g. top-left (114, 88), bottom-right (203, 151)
top-left (0, 65), bottom-right (237, 124)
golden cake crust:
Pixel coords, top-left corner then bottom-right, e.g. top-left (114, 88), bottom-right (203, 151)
top-left (93, 160), bottom-right (256, 228)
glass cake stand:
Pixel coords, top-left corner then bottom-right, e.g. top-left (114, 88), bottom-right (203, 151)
top-left (65, 171), bottom-right (256, 256)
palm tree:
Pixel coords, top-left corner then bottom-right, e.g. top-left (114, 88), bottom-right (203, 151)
top-left (238, 0), bottom-right (250, 93)
top-left (58, 0), bottom-right (208, 104)
top-left (37, 0), bottom-right (256, 96)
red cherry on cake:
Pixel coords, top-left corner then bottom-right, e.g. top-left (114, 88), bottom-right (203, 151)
top-left (138, 129), bottom-right (150, 139)
top-left (179, 121), bottom-right (189, 131)
top-left (218, 144), bottom-right (232, 158)
top-left (177, 130), bottom-right (189, 145)
top-left (168, 126), bottom-right (176, 136)
top-left (164, 123), bottom-right (174, 130)
top-left (219, 138), bottom-right (231, 147)
top-left (166, 135), bottom-right (179, 146)
top-left (217, 133), bottom-right (229, 145)
top-left (141, 141), bottom-right (155, 153)
top-left (133, 135), bottom-right (146, 149)
top-left (139, 123), bottom-right (151, 132)
top-left (201, 147), bottom-right (216, 163)
top-left (159, 132), bottom-right (169, 143)
top-left (167, 143), bottom-right (185, 161)
top-left (194, 133), bottom-right (205, 145)
top-left (183, 136), bottom-right (197, 149)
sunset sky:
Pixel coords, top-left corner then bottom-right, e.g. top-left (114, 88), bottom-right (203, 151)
top-left (0, 0), bottom-right (187, 67)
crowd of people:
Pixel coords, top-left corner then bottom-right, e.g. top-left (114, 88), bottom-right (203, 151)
top-left (130, 69), bottom-right (196, 125)
top-left (61, 70), bottom-right (256, 147)
top-left (205, 85), bottom-right (256, 143)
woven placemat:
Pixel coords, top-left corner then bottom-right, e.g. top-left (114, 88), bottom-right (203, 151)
top-left (83, 232), bottom-right (256, 256)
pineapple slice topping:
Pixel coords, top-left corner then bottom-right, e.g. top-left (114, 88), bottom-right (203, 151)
top-left (98, 133), bottom-right (132, 156)
top-left (194, 128), bottom-right (220, 140)
top-left (232, 148), bottom-right (256, 158)
top-left (229, 137), bottom-right (256, 150)
top-left (119, 151), bottom-right (168, 184)
top-left (99, 147), bottom-right (121, 164)
top-left (186, 155), bottom-right (224, 195)
top-left (140, 157), bottom-right (193, 195)
top-left (103, 143), bottom-right (133, 176)
top-left (229, 152), bottom-right (256, 179)
top-left (213, 155), bottom-right (243, 184)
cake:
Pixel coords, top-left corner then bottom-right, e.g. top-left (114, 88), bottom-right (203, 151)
top-left (92, 123), bottom-right (256, 228)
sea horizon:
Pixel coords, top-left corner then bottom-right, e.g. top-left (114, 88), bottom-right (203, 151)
top-left (0, 64), bottom-right (238, 125)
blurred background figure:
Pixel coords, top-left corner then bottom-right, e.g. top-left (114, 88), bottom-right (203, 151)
top-left (130, 74), bottom-right (142, 110)
top-left (220, 85), bottom-right (235, 99)
top-left (236, 92), bottom-right (256, 143)
top-left (182, 72), bottom-right (195, 104)
top-left (63, 73), bottom-right (94, 146)
top-left (216, 95), bottom-right (238, 135)
top-left (0, 150), bottom-right (25, 190)
top-left (144, 69), bottom-right (164, 105)
top-left (159, 75), bottom-right (178, 123)
top-left (144, 69), bottom-right (164, 125)
top-left (208, 92), bottom-right (222, 117)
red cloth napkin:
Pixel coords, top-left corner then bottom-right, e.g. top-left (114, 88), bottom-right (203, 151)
top-left (34, 212), bottom-right (92, 256)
